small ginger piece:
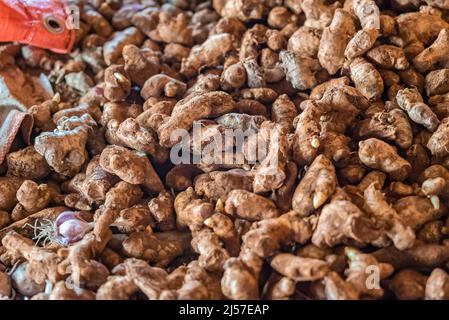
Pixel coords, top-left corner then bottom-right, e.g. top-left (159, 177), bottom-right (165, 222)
top-left (104, 181), bottom-right (143, 210)
top-left (358, 138), bottom-right (411, 181)
top-left (112, 118), bottom-right (160, 156)
top-left (280, 50), bottom-right (320, 90)
top-left (396, 88), bottom-right (440, 132)
top-left (148, 12), bottom-right (193, 46)
top-left (123, 258), bottom-right (168, 299)
top-left (318, 9), bottom-right (356, 75)
top-left (242, 211), bottom-right (313, 258)
top-left (181, 33), bottom-right (234, 77)
top-left (347, 57), bottom-right (384, 102)
top-left (427, 117), bottom-right (449, 158)
top-left (6, 146), bottom-right (50, 180)
top-left (345, 0), bottom-right (380, 59)
top-left (174, 187), bottom-right (214, 231)
top-left (99, 145), bottom-right (163, 193)
top-left (253, 122), bottom-right (288, 193)
top-left (123, 44), bottom-right (160, 87)
top-left (288, 26), bottom-right (322, 58)
top-left (393, 196), bottom-right (445, 230)
top-left (292, 155), bottom-right (337, 217)
top-left (148, 191), bottom-right (175, 231)
top-left (389, 269), bottom-right (427, 300)
top-left (225, 190), bottom-right (279, 221)
top-left (425, 268), bottom-right (449, 300)
top-left (344, 248), bottom-right (393, 299)
top-left (2, 231), bottom-right (61, 285)
top-left (191, 228), bottom-right (229, 272)
top-left (354, 109), bottom-right (413, 149)
top-left (103, 27), bottom-right (144, 65)
top-left (194, 169), bottom-right (253, 201)
top-left (425, 69), bottom-right (449, 96)
top-left (141, 74), bottom-right (187, 100)
top-left (271, 253), bottom-right (330, 282)
top-left (104, 64), bottom-right (131, 102)
top-left (0, 177), bottom-right (23, 212)
top-left (312, 196), bottom-right (380, 248)
top-left (204, 212), bottom-right (240, 257)
top-left (323, 271), bottom-right (359, 300)
top-left (413, 28), bottom-right (449, 73)
top-left (122, 230), bottom-right (191, 268)
top-left (113, 204), bottom-right (155, 234)
top-left (157, 91), bottom-right (234, 147)
top-left (12, 181), bottom-right (54, 221)
top-left (364, 184), bottom-right (416, 250)
top-left (96, 276), bottom-right (138, 300)
top-left (221, 251), bottom-right (263, 300)
top-left (373, 241), bottom-right (449, 269)
top-left (34, 126), bottom-right (89, 177)
top-left (366, 45), bottom-right (409, 70)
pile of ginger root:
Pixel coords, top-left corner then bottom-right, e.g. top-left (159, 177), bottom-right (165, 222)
top-left (2, 0), bottom-right (449, 300)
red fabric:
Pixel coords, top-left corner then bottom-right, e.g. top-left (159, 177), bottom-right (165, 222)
top-left (0, 0), bottom-right (75, 53)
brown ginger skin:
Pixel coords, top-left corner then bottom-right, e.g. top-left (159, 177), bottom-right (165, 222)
top-left (413, 28), bottom-right (449, 73)
top-left (396, 88), bottom-right (440, 132)
top-left (318, 9), bottom-right (356, 75)
top-left (6, 147), bottom-right (50, 180)
top-left (358, 138), bottom-right (411, 181)
top-left (99, 145), bottom-right (163, 193)
top-left (347, 57), bottom-right (384, 102)
top-left (364, 184), bottom-right (416, 250)
top-left (389, 269), bottom-right (428, 300)
top-left (224, 190), bottom-right (279, 221)
top-left (157, 91), bottom-right (234, 147)
top-left (35, 126), bottom-right (90, 177)
top-left (292, 155), bottom-right (337, 217)
top-left (141, 74), bottom-right (187, 100)
top-left (104, 64), bottom-right (131, 102)
top-left (425, 268), bottom-right (449, 300)
top-left (270, 253), bottom-right (330, 282)
top-left (123, 44), bottom-right (160, 87)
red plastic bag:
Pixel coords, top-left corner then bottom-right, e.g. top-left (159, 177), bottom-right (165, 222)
top-left (0, 0), bottom-right (75, 54)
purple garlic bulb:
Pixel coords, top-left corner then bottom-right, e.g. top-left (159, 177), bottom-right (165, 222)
top-left (54, 211), bottom-right (94, 246)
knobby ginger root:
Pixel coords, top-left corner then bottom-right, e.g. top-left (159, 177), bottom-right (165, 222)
top-left (358, 138), bottom-right (411, 181)
top-left (270, 253), bottom-right (330, 282)
top-left (157, 91), bottom-right (234, 147)
top-left (6, 147), bottom-right (50, 180)
top-left (122, 230), bottom-right (191, 267)
top-left (99, 145), bottom-right (163, 193)
top-left (396, 87), bottom-right (440, 132)
top-left (389, 269), bottom-right (428, 300)
top-left (194, 169), bottom-right (253, 201)
top-left (345, 0), bottom-right (380, 59)
top-left (292, 155), bottom-right (337, 217)
top-left (225, 190), bottom-right (279, 221)
top-left (312, 195), bottom-right (381, 248)
top-left (364, 184), bottom-right (416, 250)
top-left (35, 126), bottom-right (90, 177)
top-left (181, 33), bottom-right (234, 77)
top-left (318, 9), bottom-right (356, 75)
top-left (425, 268), bottom-right (449, 300)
